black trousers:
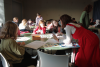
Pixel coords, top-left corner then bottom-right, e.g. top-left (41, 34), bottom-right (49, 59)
top-left (13, 51), bottom-right (37, 67)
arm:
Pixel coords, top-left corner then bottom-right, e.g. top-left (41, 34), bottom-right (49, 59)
top-left (25, 24), bottom-right (31, 30)
top-left (17, 28), bottom-right (20, 36)
top-left (36, 17), bottom-right (38, 26)
top-left (80, 11), bottom-right (86, 24)
top-left (40, 17), bottom-right (43, 20)
top-left (33, 26), bottom-right (39, 34)
top-left (10, 39), bottom-right (25, 56)
top-left (62, 25), bottom-right (72, 44)
top-left (85, 14), bottom-right (90, 28)
top-left (42, 27), bottom-right (46, 34)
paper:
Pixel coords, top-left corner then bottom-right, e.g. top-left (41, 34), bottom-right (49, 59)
top-left (25, 41), bottom-right (45, 49)
top-left (25, 39), bottom-right (59, 49)
top-left (16, 37), bottom-right (30, 41)
top-left (61, 43), bottom-right (73, 47)
top-left (45, 39), bottom-right (59, 44)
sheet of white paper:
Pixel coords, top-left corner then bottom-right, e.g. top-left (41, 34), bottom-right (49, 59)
top-left (25, 41), bottom-right (45, 49)
top-left (16, 37), bottom-right (30, 41)
top-left (45, 39), bottom-right (59, 44)
top-left (61, 43), bottom-right (73, 47)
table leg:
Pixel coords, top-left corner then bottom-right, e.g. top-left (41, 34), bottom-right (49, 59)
top-left (71, 48), bottom-right (76, 63)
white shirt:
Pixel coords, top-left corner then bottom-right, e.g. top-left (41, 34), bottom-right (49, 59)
top-left (19, 23), bottom-right (30, 30)
top-left (61, 23), bottom-right (81, 44)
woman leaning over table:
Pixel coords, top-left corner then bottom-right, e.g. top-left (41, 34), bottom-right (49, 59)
top-left (0, 21), bottom-right (37, 67)
top-left (54, 14), bottom-right (100, 67)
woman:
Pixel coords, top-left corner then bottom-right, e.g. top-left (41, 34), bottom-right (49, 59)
top-left (33, 20), bottom-right (46, 34)
top-left (54, 14), bottom-right (100, 67)
top-left (80, 4), bottom-right (93, 29)
top-left (19, 19), bottom-right (30, 31)
top-left (0, 21), bottom-right (37, 67)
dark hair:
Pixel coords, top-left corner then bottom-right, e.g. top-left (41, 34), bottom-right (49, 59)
top-left (37, 13), bottom-right (41, 16)
top-left (72, 18), bottom-right (75, 20)
top-left (83, 4), bottom-right (92, 13)
top-left (60, 14), bottom-right (72, 28)
top-left (0, 21), bottom-right (18, 39)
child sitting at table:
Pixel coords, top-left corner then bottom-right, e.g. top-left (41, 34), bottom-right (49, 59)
top-left (33, 20), bottom-right (46, 34)
top-left (19, 19), bottom-right (31, 32)
top-left (0, 21), bottom-right (37, 67)
top-left (52, 20), bottom-right (61, 33)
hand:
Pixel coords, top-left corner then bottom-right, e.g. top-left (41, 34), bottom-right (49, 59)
top-left (53, 34), bottom-right (59, 42)
top-left (56, 32), bottom-right (63, 36)
top-left (20, 42), bottom-right (25, 46)
top-left (17, 42), bottom-right (21, 45)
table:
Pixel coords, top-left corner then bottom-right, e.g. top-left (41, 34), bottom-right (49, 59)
top-left (17, 33), bottom-right (80, 63)
top-left (88, 27), bottom-right (100, 34)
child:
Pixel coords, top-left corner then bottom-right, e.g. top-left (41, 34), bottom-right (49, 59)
top-left (35, 13), bottom-right (43, 26)
top-left (33, 20), bottom-right (46, 34)
top-left (0, 21), bottom-right (37, 67)
top-left (19, 19), bottom-right (31, 31)
top-left (52, 20), bottom-right (61, 33)
top-left (12, 17), bottom-right (19, 26)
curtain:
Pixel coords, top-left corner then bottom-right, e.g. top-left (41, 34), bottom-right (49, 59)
top-left (93, 0), bottom-right (100, 22)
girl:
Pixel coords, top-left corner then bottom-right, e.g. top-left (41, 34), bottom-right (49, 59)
top-left (33, 20), bottom-right (46, 34)
top-left (0, 21), bottom-right (37, 67)
top-left (19, 19), bottom-right (31, 31)
top-left (52, 20), bottom-right (61, 33)
top-left (54, 14), bottom-right (100, 67)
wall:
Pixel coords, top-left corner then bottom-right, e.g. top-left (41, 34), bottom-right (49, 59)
top-left (23, 0), bottom-right (94, 22)
top-left (4, 0), bottom-right (12, 22)
top-left (4, 0), bottom-right (22, 23)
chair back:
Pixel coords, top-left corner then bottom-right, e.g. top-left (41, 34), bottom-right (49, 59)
top-left (37, 50), bottom-right (69, 67)
top-left (0, 53), bottom-right (9, 67)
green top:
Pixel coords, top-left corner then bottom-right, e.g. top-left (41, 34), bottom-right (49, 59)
top-left (0, 38), bottom-right (25, 64)
top-left (80, 11), bottom-right (90, 29)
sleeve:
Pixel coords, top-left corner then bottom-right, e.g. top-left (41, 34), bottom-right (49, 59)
top-left (36, 17), bottom-right (38, 26)
top-left (33, 26), bottom-right (39, 34)
top-left (42, 27), bottom-right (46, 34)
top-left (10, 39), bottom-right (25, 56)
top-left (25, 24), bottom-right (31, 30)
top-left (85, 14), bottom-right (90, 28)
top-left (17, 28), bottom-right (20, 36)
top-left (80, 11), bottom-right (86, 24)
top-left (62, 25), bottom-right (72, 44)
top-left (40, 17), bottom-right (43, 20)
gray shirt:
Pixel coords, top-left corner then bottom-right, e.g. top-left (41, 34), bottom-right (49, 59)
top-left (36, 17), bottom-right (43, 26)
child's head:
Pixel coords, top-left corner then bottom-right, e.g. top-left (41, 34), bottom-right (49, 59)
top-left (0, 21), bottom-right (18, 39)
top-left (52, 20), bottom-right (58, 26)
top-left (28, 19), bottom-right (32, 23)
top-left (60, 14), bottom-right (72, 28)
top-left (84, 4), bottom-right (93, 13)
top-left (39, 20), bottom-right (45, 28)
top-left (37, 13), bottom-right (41, 18)
top-left (13, 17), bottom-right (18, 23)
top-left (21, 19), bottom-right (27, 26)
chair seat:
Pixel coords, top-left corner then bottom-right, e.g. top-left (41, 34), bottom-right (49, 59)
top-left (37, 50), bottom-right (69, 67)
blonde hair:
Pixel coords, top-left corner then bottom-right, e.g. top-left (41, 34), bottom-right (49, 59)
top-left (39, 20), bottom-right (45, 29)
top-left (21, 19), bottom-right (27, 26)
top-left (0, 21), bottom-right (18, 39)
